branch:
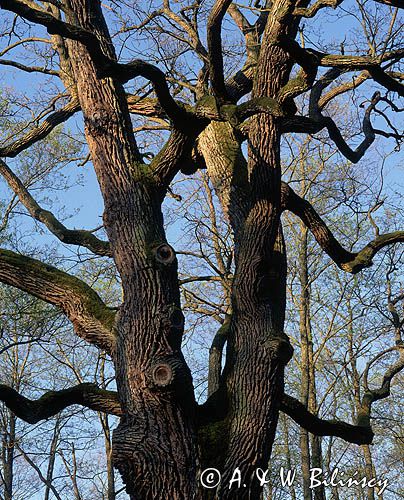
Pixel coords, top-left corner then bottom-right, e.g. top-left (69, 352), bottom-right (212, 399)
top-left (207, 0), bottom-right (233, 102)
top-left (318, 70), bottom-right (370, 109)
top-left (367, 65), bottom-right (404, 97)
top-left (0, 159), bottom-right (111, 256)
top-left (0, 58), bottom-right (59, 76)
top-left (281, 394), bottom-right (374, 445)
top-left (348, 345), bottom-right (404, 428)
top-left (373, 0), bottom-right (404, 6)
top-left (126, 94), bottom-right (166, 119)
top-left (225, 0), bottom-right (270, 101)
top-left (0, 383), bottom-right (122, 424)
top-left (293, 0), bottom-right (343, 17)
top-left (279, 36), bottom-right (404, 95)
top-left (277, 36), bottom-right (319, 103)
top-left (282, 182), bottom-right (404, 273)
top-left (150, 127), bottom-right (205, 186)
top-left (0, 0), bottom-right (195, 126)
top-left (194, 95), bottom-right (284, 124)
top-left (362, 345), bottom-right (404, 403)
top-left (309, 69), bottom-right (381, 162)
top-left (0, 0), bottom-right (99, 46)
top-left (317, 50), bottom-right (404, 97)
top-left (116, 61), bottom-right (195, 125)
top-left (0, 98), bottom-right (80, 158)
top-left (0, 249), bottom-right (116, 351)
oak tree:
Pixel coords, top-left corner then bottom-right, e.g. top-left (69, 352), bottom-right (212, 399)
top-left (0, 0), bottom-right (403, 498)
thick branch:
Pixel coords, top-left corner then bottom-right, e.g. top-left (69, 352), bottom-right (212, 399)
top-left (0, 383), bottom-right (122, 424)
top-left (0, 249), bottom-right (116, 351)
top-left (354, 346), bottom-right (404, 427)
top-left (281, 394), bottom-right (374, 445)
top-left (117, 61), bottom-right (194, 124)
top-left (293, 0), bottom-right (343, 17)
top-left (282, 182), bottom-right (404, 273)
top-left (126, 94), bottom-right (166, 119)
top-left (279, 36), bottom-right (404, 95)
top-left (225, 0), bottom-right (270, 101)
top-left (0, 0), bottom-right (97, 45)
top-left (374, 0), bottom-right (404, 6)
top-left (0, 159), bottom-right (111, 256)
top-left (277, 36), bottom-right (319, 102)
top-left (150, 127), bottom-right (204, 187)
top-left (194, 95), bottom-right (284, 124)
top-left (207, 0), bottom-right (233, 102)
top-left (362, 345), bottom-right (404, 405)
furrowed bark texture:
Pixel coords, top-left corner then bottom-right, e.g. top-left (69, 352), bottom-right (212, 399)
top-left (64, 2), bottom-right (196, 498)
top-left (215, 2), bottom-right (295, 496)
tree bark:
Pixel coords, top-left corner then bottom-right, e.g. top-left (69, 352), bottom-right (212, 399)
top-left (63, 2), bottom-right (197, 498)
top-left (217, 3), bottom-right (295, 495)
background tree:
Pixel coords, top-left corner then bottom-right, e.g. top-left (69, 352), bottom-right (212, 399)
top-left (0, 0), bottom-right (403, 498)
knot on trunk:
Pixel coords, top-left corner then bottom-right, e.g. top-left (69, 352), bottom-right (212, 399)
top-left (147, 356), bottom-right (184, 389)
top-left (152, 243), bottom-right (176, 265)
top-left (264, 336), bottom-right (293, 364)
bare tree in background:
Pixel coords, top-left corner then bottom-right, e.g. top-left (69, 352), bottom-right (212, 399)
top-left (0, 0), bottom-right (403, 497)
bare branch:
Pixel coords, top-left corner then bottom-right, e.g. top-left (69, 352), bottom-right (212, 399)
top-left (126, 94), bottom-right (166, 119)
top-left (282, 182), bottom-right (404, 273)
top-left (293, 0), bottom-right (344, 18)
top-left (281, 394), bottom-right (374, 444)
top-left (373, 0), bottom-right (404, 7)
top-left (0, 159), bottom-right (111, 256)
top-left (0, 58), bottom-right (59, 75)
top-left (0, 248), bottom-right (116, 351)
top-left (0, 0), bottom-right (196, 126)
top-left (0, 98), bottom-right (80, 158)
top-left (279, 36), bottom-right (404, 95)
top-left (363, 345), bottom-right (404, 402)
top-left (319, 71), bottom-right (370, 109)
top-left (0, 383), bottom-right (122, 424)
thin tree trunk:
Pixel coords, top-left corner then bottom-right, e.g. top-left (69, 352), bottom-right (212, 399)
top-left (99, 356), bottom-right (116, 500)
top-left (2, 412), bottom-right (15, 500)
top-left (347, 301), bottom-right (379, 500)
top-left (281, 413), bottom-right (297, 500)
top-left (44, 418), bottom-right (60, 500)
top-left (362, 445), bottom-right (376, 500)
top-left (298, 226), bottom-right (312, 500)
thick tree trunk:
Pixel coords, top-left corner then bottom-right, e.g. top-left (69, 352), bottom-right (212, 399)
top-left (58, 1), bottom-right (297, 497)
top-left (64, 2), bottom-right (197, 498)
top-left (217, 3), bottom-right (294, 497)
